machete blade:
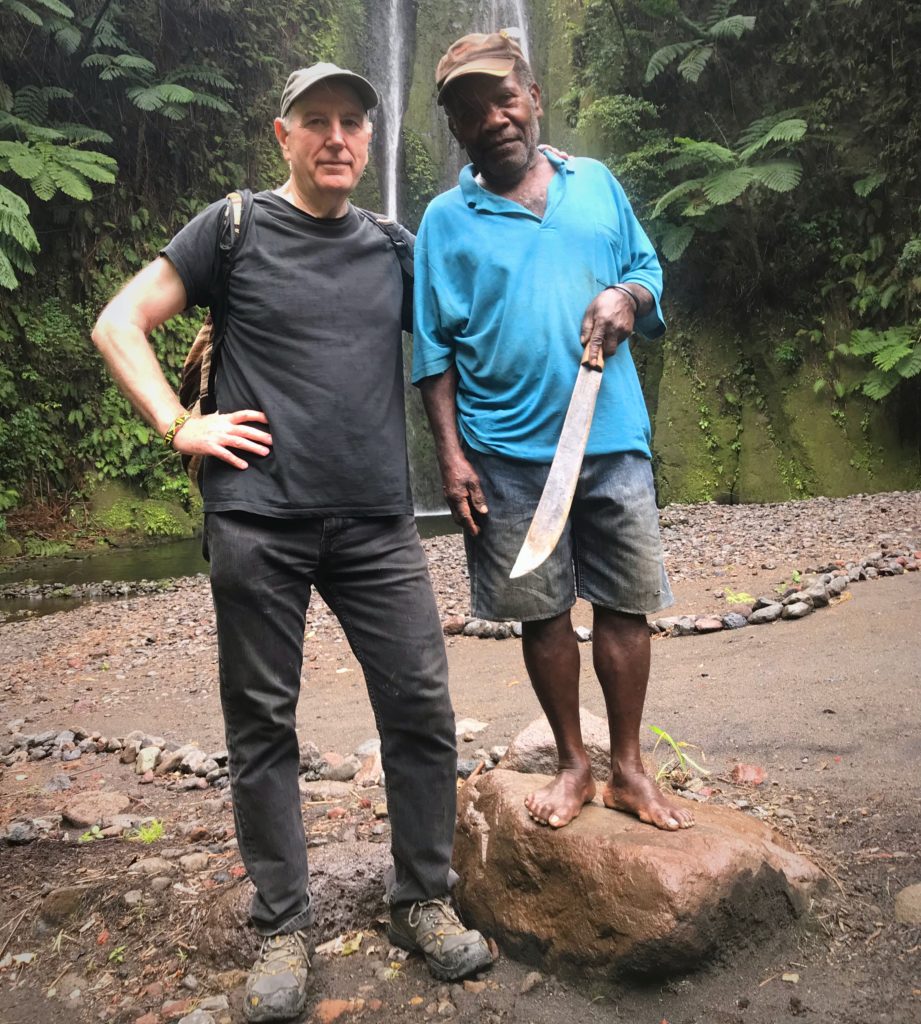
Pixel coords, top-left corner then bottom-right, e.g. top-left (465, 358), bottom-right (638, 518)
top-left (509, 362), bottom-right (603, 579)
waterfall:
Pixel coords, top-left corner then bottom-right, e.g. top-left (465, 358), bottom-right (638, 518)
top-left (486, 0), bottom-right (530, 60)
top-left (380, 0), bottom-right (405, 219)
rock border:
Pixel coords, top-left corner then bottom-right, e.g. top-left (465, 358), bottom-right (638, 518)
top-left (443, 547), bottom-right (920, 640)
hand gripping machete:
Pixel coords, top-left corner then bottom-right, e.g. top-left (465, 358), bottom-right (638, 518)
top-left (509, 342), bottom-right (604, 579)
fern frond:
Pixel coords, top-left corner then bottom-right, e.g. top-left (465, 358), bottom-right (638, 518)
top-left (653, 177), bottom-right (705, 217)
top-left (46, 161), bottom-right (92, 200)
top-left (8, 146), bottom-right (43, 180)
top-left (848, 328), bottom-right (890, 355)
top-left (665, 137), bottom-right (735, 170)
top-left (172, 67), bottom-right (233, 90)
top-left (2, 1), bottom-right (43, 26)
top-left (659, 223), bottom-right (695, 261)
top-left (31, 0), bottom-right (74, 14)
top-left (736, 109), bottom-right (805, 149)
top-left (707, 15), bottom-right (755, 40)
top-left (861, 369), bottom-right (897, 401)
top-left (29, 167), bottom-right (56, 200)
top-left (738, 117), bottom-right (807, 160)
top-left (896, 343), bottom-right (921, 379)
top-left (0, 248), bottom-right (24, 289)
top-left (751, 159), bottom-right (802, 192)
top-left (677, 45), bottom-right (714, 83)
top-left (702, 166), bottom-right (755, 205)
top-left (644, 41), bottom-right (696, 83)
top-left (48, 20), bottom-right (81, 54)
top-left (873, 341), bottom-right (913, 372)
top-left (186, 91), bottom-right (235, 113)
top-left (55, 123), bottom-right (113, 144)
top-left (853, 171), bottom-right (887, 197)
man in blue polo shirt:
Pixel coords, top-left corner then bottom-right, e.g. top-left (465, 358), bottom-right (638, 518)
top-left (414, 31), bottom-right (695, 834)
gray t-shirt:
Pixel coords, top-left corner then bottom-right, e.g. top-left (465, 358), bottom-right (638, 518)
top-left (162, 191), bottom-right (413, 517)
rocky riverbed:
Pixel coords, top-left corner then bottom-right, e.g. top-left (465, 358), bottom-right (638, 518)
top-left (1, 490), bottom-right (920, 1024)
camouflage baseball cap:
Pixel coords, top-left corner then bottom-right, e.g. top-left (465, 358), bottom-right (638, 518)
top-left (435, 30), bottom-right (527, 104)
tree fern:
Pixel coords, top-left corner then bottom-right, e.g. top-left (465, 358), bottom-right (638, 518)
top-left (751, 159), bottom-right (803, 192)
top-left (738, 118), bottom-right (807, 160)
top-left (708, 15), bottom-right (756, 40)
top-left (677, 45), bottom-right (714, 83)
top-left (645, 41), bottom-right (697, 84)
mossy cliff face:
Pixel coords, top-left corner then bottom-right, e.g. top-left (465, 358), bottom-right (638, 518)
top-left (646, 319), bottom-right (921, 505)
top-left (89, 483), bottom-right (196, 544)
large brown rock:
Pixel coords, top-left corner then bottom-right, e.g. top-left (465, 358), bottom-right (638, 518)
top-left (61, 791), bottom-right (131, 828)
top-left (454, 769), bottom-right (823, 978)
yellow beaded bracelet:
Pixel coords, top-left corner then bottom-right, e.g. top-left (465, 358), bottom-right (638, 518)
top-left (163, 411), bottom-right (191, 449)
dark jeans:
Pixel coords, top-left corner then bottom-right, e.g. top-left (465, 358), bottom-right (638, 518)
top-left (206, 511), bottom-right (457, 935)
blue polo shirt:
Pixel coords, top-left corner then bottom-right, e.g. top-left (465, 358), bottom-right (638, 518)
top-left (412, 153), bottom-right (665, 463)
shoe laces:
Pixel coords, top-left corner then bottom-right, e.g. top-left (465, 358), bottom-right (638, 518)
top-left (408, 898), bottom-right (467, 936)
top-left (258, 930), bottom-right (310, 967)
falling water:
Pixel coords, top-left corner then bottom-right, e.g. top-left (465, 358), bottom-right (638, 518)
top-left (381, 0), bottom-right (404, 219)
top-left (485, 0), bottom-right (530, 60)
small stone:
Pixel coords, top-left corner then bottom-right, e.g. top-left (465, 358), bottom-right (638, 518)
top-left (463, 980), bottom-right (487, 994)
top-left (176, 1011), bottom-right (214, 1024)
top-left (180, 974), bottom-right (199, 992)
top-left (455, 719), bottom-right (488, 737)
top-left (45, 773), bottom-right (72, 792)
top-left (179, 852), bottom-right (209, 872)
top-left (456, 759), bottom-right (481, 779)
top-left (894, 883), bottom-right (921, 924)
top-left (781, 601), bottom-right (813, 620)
top-left (442, 615), bottom-right (467, 636)
top-left (749, 603), bottom-right (782, 624)
top-left (139, 769), bottom-right (155, 784)
top-left (827, 576), bottom-right (849, 595)
top-left (128, 856), bottom-right (176, 876)
top-left (162, 998), bottom-right (193, 1019)
top-left (197, 996), bottom-right (230, 1012)
top-left (324, 754), bottom-right (362, 782)
top-left (135, 746), bottom-right (160, 774)
top-left (123, 890), bottom-right (144, 907)
top-left (520, 971), bottom-right (544, 994)
top-left (574, 625), bottom-right (592, 642)
top-left (489, 746), bottom-right (508, 763)
top-left (120, 741), bottom-right (141, 764)
top-left (694, 616), bottom-right (723, 633)
top-left (151, 876), bottom-right (172, 892)
top-left (731, 764), bottom-right (766, 786)
top-left (722, 612), bottom-right (749, 630)
top-left (373, 802), bottom-right (388, 818)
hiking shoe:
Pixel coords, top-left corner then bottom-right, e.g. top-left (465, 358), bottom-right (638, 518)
top-left (243, 930), bottom-right (311, 1022)
top-left (388, 897), bottom-right (493, 981)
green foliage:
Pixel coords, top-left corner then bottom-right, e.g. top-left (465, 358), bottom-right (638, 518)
top-left (128, 819), bottom-right (165, 844)
top-left (837, 326), bottom-right (921, 400)
top-left (644, 0), bottom-right (755, 83)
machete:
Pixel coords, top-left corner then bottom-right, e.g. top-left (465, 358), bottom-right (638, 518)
top-left (509, 343), bottom-right (604, 579)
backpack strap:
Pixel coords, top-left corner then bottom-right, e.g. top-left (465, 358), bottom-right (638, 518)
top-left (357, 208), bottom-right (414, 333)
top-left (199, 189), bottom-right (254, 414)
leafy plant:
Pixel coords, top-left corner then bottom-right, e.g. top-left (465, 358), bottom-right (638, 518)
top-left (723, 588), bottom-right (755, 605)
top-left (128, 819), bottom-right (164, 844)
top-left (648, 725), bottom-right (709, 784)
top-left (645, 0), bottom-right (756, 84)
top-left (78, 824), bottom-right (103, 843)
top-left (839, 325), bottom-right (921, 400)
top-left (653, 112), bottom-right (808, 263)
top-left (108, 945), bottom-right (126, 964)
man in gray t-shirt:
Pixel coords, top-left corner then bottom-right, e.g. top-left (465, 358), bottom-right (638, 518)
top-left (93, 63), bottom-right (490, 1023)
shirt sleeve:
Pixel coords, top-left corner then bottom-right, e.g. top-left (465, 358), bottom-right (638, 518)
top-left (411, 214), bottom-right (456, 384)
top-left (610, 175), bottom-right (666, 340)
top-left (159, 199), bottom-right (226, 310)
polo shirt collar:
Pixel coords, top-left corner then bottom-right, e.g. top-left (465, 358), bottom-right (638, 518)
top-left (458, 150), bottom-right (575, 211)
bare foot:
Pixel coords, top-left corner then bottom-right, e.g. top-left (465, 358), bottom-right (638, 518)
top-left (602, 768), bottom-right (695, 831)
top-left (525, 766), bottom-right (596, 828)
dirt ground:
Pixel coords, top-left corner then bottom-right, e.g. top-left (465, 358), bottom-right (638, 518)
top-left (1, 557), bottom-right (920, 1022)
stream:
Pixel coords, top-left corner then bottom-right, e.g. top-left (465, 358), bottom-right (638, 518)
top-left (0, 513), bottom-right (458, 622)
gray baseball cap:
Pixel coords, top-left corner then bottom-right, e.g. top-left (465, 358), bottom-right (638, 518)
top-left (280, 63), bottom-right (379, 117)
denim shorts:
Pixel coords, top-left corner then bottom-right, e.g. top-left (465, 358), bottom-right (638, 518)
top-left (464, 447), bottom-right (673, 622)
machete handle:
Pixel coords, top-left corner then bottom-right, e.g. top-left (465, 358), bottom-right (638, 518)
top-left (581, 341), bottom-right (605, 372)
